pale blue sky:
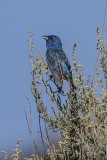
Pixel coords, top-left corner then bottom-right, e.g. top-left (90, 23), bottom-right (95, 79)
top-left (0, 0), bottom-right (106, 159)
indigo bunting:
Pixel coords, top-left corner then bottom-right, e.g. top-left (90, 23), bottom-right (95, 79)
top-left (43, 35), bottom-right (76, 91)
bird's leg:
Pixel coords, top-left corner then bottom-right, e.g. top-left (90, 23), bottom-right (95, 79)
top-left (49, 75), bottom-right (53, 80)
top-left (53, 86), bottom-right (66, 96)
top-left (53, 86), bottom-right (62, 94)
top-left (58, 86), bottom-right (62, 93)
top-left (46, 75), bottom-right (54, 83)
top-left (58, 87), bottom-right (68, 96)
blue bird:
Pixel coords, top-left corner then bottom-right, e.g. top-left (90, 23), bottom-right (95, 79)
top-left (43, 35), bottom-right (76, 91)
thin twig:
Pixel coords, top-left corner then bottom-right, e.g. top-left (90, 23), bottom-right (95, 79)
top-left (22, 97), bottom-right (40, 155)
top-left (39, 113), bottom-right (46, 156)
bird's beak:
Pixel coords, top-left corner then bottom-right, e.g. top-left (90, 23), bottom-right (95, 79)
top-left (42, 35), bottom-right (49, 40)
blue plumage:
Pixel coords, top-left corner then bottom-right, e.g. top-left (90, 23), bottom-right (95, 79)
top-left (43, 35), bottom-right (75, 91)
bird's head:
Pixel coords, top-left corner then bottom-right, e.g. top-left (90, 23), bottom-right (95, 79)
top-left (43, 35), bottom-right (62, 49)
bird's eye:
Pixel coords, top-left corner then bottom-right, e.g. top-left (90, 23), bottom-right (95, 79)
top-left (49, 37), bottom-right (53, 40)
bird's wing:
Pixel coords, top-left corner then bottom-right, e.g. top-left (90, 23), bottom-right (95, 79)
top-left (58, 50), bottom-right (76, 89)
top-left (57, 50), bottom-right (71, 78)
top-left (46, 49), bottom-right (63, 88)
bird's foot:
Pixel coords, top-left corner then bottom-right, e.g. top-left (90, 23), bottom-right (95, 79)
top-left (46, 75), bottom-right (54, 83)
top-left (49, 75), bottom-right (54, 82)
top-left (53, 86), bottom-right (62, 94)
top-left (49, 75), bottom-right (53, 80)
top-left (53, 87), bottom-right (66, 96)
